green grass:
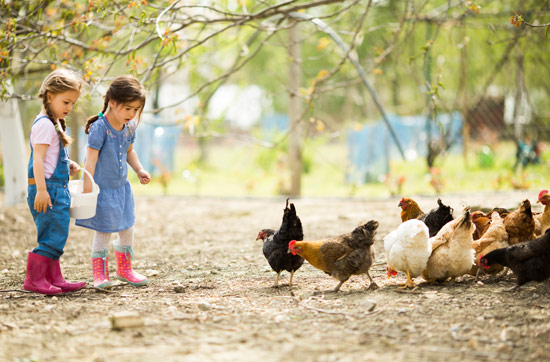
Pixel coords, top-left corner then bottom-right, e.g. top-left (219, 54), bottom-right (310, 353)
top-left (129, 140), bottom-right (549, 198)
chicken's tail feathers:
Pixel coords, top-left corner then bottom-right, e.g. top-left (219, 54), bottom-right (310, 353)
top-left (457, 206), bottom-right (472, 230)
top-left (521, 199), bottom-right (533, 218)
top-left (350, 220), bottom-right (379, 248)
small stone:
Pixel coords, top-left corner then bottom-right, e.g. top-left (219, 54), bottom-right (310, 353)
top-left (361, 298), bottom-right (377, 312)
top-left (197, 302), bottom-right (211, 311)
top-left (145, 269), bottom-right (159, 277)
top-left (110, 312), bottom-right (144, 330)
top-left (174, 286), bottom-right (186, 293)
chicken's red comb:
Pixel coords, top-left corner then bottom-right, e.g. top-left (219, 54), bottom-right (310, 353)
top-left (289, 240), bottom-right (297, 249)
top-left (539, 190), bottom-right (549, 200)
top-left (400, 197), bottom-right (405, 203)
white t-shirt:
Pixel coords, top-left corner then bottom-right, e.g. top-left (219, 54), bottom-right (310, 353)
top-left (30, 117), bottom-right (60, 178)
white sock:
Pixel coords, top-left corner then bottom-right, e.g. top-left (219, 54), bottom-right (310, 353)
top-left (118, 226), bottom-right (134, 247)
top-left (92, 231), bottom-right (111, 253)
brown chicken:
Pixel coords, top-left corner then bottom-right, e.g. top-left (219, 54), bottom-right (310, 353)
top-left (423, 207), bottom-right (475, 283)
top-left (399, 197), bottom-right (424, 222)
top-left (471, 212), bottom-right (509, 275)
top-left (504, 199), bottom-right (536, 245)
top-left (288, 220), bottom-right (379, 292)
top-left (536, 190), bottom-right (550, 235)
top-left (472, 211), bottom-right (491, 240)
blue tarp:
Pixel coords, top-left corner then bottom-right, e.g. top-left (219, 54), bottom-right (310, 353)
top-left (134, 122), bottom-right (181, 175)
top-left (347, 112), bottom-right (463, 184)
top-left (76, 122), bottom-right (181, 176)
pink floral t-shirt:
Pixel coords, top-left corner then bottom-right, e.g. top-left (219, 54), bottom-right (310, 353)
top-left (30, 117), bottom-right (60, 178)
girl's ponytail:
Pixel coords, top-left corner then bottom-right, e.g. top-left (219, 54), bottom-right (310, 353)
top-left (85, 97), bottom-right (109, 134)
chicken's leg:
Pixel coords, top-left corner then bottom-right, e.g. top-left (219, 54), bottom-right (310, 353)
top-left (272, 272), bottom-right (280, 288)
top-left (333, 280), bottom-right (345, 292)
top-left (400, 267), bottom-right (416, 289)
top-left (365, 271), bottom-right (379, 290)
top-left (289, 270), bottom-right (295, 287)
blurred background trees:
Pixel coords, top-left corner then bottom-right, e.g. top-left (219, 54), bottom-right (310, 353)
top-left (1, 0), bottom-right (549, 199)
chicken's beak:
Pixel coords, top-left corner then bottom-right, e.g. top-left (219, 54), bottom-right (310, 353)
top-left (287, 249), bottom-right (291, 254)
top-left (537, 199), bottom-right (541, 204)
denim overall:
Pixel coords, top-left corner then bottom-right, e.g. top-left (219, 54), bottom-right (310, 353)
top-left (27, 116), bottom-right (71, 260)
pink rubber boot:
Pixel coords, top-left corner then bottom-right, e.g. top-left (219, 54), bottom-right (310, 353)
top-left (91, 249), bottom-right (112, 289)
top-left (23, 252), bottom-right (63, 295)
top-left (113, 240), bottom-right (148, 287)
top-left (46, 259), bottom-right (86, 292)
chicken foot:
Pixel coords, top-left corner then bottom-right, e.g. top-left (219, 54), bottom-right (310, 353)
top-left (365, 271), bottom-right (379, 290)
top-left (399, 267), bottom-right (416, 289)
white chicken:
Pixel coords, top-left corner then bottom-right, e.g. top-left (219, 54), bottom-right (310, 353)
top-left (384, 219), bottom-right (431, 289)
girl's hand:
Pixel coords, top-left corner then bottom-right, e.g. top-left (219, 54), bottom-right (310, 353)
top-left (137, 169), bottom-right (151, 185)
top-left (34, 189), bottom-right (52, 213)
top-left (69, 160), bottom-right (81, 176)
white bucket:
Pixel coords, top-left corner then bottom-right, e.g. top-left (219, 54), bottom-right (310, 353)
top-left (69, 168), bottom-right (100, 219)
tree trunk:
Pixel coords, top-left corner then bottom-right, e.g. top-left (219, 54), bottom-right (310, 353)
top-left (513, 53), bottom-right (524, 142)
top-left (288, 21), bottom-right (302, 196)
top-left (0, 98), bottom-right (27, 205)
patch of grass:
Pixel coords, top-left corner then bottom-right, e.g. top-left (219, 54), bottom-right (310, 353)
top-left (130, 140), bottom-right (550, 198)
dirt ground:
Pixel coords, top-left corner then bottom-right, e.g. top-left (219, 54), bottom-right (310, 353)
top-left (1, 191), bottom-right (550, 362)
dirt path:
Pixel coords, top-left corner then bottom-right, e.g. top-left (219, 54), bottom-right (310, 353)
top-left (1, 192), bottom-right (549, 361)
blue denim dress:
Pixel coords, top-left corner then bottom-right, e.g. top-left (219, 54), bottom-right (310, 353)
top-left (27, 116), bottom-right (71, 260)
top-left (75, 116), bottom-right (136, 233)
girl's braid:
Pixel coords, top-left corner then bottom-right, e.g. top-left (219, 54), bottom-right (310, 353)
top-left (84, 96), bottom-right (109, 134)
top-left (42, 91), bottom-right (73, 147)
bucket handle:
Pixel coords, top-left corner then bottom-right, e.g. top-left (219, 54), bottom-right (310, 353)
top-left (80, 168), bottom-right (97, 192)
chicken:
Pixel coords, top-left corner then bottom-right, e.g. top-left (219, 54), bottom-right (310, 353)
top-left (422, 207), bottom-right (475, 283)
top-left (536, 190), bottom-right (550, 235)
top-left (384, 219), bottom-right (431, 289)
top-left (471, 212), bottom-right (509, 275)
top-left (288, 220), bottom-right (379, 292)
top-left (503, 199), bottom-right (535, 245)
top-left (399, 197), bottom-right (424, 222)
top-left (472, 211), bottom-right (491, 240)
top-left (418, 198), bottom-right (454, 237)
top-left (257, 200), bottom-right (304, 287)
top-left (480, 230), bottom-right (550, 290)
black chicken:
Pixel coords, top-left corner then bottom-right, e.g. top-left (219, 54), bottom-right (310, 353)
top-left (418, 198), bottom-right (454, 237)
top-left (257, 200), bottom-right (304, 287)
top-left (480, 230), bottom-right (550, 290)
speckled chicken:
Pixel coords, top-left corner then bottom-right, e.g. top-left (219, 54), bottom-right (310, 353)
top-left (288, 220), bottom-right (379, 292)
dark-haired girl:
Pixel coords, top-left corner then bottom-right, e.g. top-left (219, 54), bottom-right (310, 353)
top-left (76, 75), bottom-right (151, 289)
